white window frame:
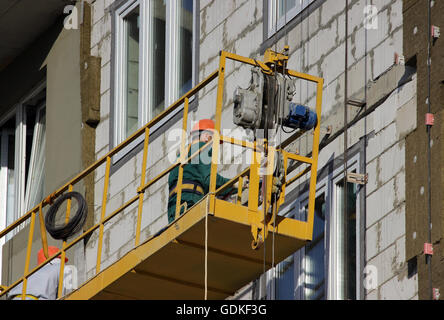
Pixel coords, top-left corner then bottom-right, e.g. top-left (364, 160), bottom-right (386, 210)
top-left (267, 0), bottom-right (316, 38)
top-left (113, 0), bottom-right (197, 147)
top-left (23, 103), bottom-right (46, 213)
top-left (328, 157), bottom-right (361, 300)
top-left (268, 152), bottom-right (362, 300)
top-left (114, 0), bottom-right (144, 146)
top-left (0, 81), bottom-right (46, 283)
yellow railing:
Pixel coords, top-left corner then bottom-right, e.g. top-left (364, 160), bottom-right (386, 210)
top-left (0, 50), bottom-right (323, 300)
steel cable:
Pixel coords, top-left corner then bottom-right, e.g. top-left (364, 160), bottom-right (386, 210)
top-left (45, 192), bottom-right (88, 240)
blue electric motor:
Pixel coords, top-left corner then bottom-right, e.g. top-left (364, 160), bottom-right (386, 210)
top-left (283, 103), bottom-right (318, 131)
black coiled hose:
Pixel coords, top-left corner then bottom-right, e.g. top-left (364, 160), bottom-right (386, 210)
top-left (45, 192), bottom-right (88, 240)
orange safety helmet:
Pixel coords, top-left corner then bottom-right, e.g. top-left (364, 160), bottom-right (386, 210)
top-left (191, 119), bottom-right (215, 133)
top-left (37, 246), bottom-right (68, 265)
top-left (191, 119), bottom-right (223, 144)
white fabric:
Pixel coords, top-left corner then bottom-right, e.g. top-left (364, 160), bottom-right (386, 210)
top-left (8, 260), bottom-right (73, 300)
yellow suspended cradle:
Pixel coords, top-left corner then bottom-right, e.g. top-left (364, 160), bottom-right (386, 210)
top-left (0, 49), bottom-right (323, 300)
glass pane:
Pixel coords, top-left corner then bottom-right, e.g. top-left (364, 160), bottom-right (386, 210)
top-left (346, 182), bottom-right (357, 299)
top-left (125, 7), bottom-right (140, 138)
top-left (305, 242), bottom-right (325, 299)
top-left (278, 0), bottom-right (296, 18)
top-left (25, 108), bottom-right (46, 211)
top-left (7, 133), bottom-right (15, 226)
top-left (304, 194), bottom-right (326, 300)
top-left (25, 107), bottom-right (37, 188)
top-left (178, 0), bottom-right (194, 97)
top-left (150, 0), bottom-right (166, 119)
top-left (336, 180), bottom-right (357, 300)
top-left (0, 117), bottom-right (16, 229)
top-left (276, 254), bottom-right (295, 300)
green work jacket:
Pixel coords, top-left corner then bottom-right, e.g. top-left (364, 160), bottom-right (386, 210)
top-left (167, 141), bottom-right (234, 223)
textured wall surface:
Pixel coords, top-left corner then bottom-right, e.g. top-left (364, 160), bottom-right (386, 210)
top-left (403, 0), bottom-right (444, 300)
top-left (87, 0), bottom-right (419, 299)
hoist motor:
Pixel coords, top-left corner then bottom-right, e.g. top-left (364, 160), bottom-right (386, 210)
top-left (233, 67), bottom-right (317, 132)
top-left (233, 68), bottom-right (264, 130)
top-left (283, 103), bottom-right (318, 131)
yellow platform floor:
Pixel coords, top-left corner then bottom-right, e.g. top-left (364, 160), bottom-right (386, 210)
top-left (65, 197), bottom-right (309, 300)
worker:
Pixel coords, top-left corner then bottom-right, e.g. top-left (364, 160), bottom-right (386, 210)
top-left (167, 119), bottom-right (243, 224)
top-left (7, 246), bottom-right (73, 300)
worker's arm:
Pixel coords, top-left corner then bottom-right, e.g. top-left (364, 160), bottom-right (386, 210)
top-left (203, 172), bottom-right (237, 197)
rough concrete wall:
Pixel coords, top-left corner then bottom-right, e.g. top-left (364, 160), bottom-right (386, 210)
top-left (199, 0), bottom-right (416, 300)
top-left (364, 72), bottom-right (418, 300)
top-left (403, 0), bottom-right (444, 300)
top-left (86, 0), bottom-right (186, 280)
top-left (80, 2), bottom-right (101, 232)
top-left (45, 26), bottom-right (82, 195)
top-left (1, 11), bottom-right (90, 290)
top-left (89, 0), bottom-right (128, 280)
top-left (87, 0), bottom-right (418, 300)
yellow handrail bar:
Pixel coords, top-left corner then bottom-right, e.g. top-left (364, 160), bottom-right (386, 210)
top-left (0, 51), bottom-right (323, 300)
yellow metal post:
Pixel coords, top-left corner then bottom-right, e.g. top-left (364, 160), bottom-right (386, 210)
top-left (37, 203), bottom-right (49, 259)
top-left (305, 78), bottom-right (324, 238)
top-left (57, 184), bottom-right (73, 298)
top-left (277, 152), bottom-right (289, 210)
top-left (249, 146), bottom-right (262, 249)
top-left (175, 97), bottom-right (190, 221)
top-left (96, 157), bottom-right (111, 274)
top-left (264, 139), bottom-right (275, 228)
top-left (209, 52), bottom-right (227, 212)
top-left (135, 127), bottom-right (150, 246)
top-left (21, 210), bottom-right (36, 299)
top-left (236, 176), bottom-right (243, 204)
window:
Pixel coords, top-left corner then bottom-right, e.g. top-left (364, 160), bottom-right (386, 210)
top-left (271, 155), bottom-right (362, 300)
top-left (274, 194), bottom-right (325, 300)
top-left (267, 0), bottom-right (316, 38)
top-left (114, 0), bottom-right (195, 145)
top-left (303, 194), bottom-right (326, 300)
top-left (0, 85), bottom-right (46, 285)
top-left (0, 86), bottom-right (46, 241)
top-left (331, 179), bottom-right (358, 300)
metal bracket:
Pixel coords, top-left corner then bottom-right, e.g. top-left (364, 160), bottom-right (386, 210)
top-left (433, 288), bottom-right (440, 300)
top-left (394, 52), bottom-right (405, 65)
top-left (264, 46), bottom-right (289, 70)
top-left (347, 172), bottom-right (368, 185)
top-left (432, 25), bottom-right (440, 39)
top-left (312, 125), bottom-right (332, 135)
top-left (347, 100), bottom-right (366, 108)
top-left (424, 243), bottom-right (434, 256)
top-left (426, 113), bottom-right (435, 126)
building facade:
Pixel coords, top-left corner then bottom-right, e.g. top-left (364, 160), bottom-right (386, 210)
top-left (1, 0), bottom-right (443, 300)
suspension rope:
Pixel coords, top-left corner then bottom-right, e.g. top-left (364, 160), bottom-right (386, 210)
top-left (343, 0), bottom-right (350, 299)
top-left (426, 0), bottom-right (433, 301)
top-left (204, 193), bottom-right (210, 300)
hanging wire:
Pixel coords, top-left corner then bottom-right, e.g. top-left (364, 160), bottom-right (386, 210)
top-left (361, 0), bottom-right (369, 301)
top-left (305, 0), bottom-right (310, 211)
top-left (426, 0), bottom-right (433, 301)
top-left (343, 0), bottom-right (350, 299)
top-left (260, 0), bottom-right (282, 300)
